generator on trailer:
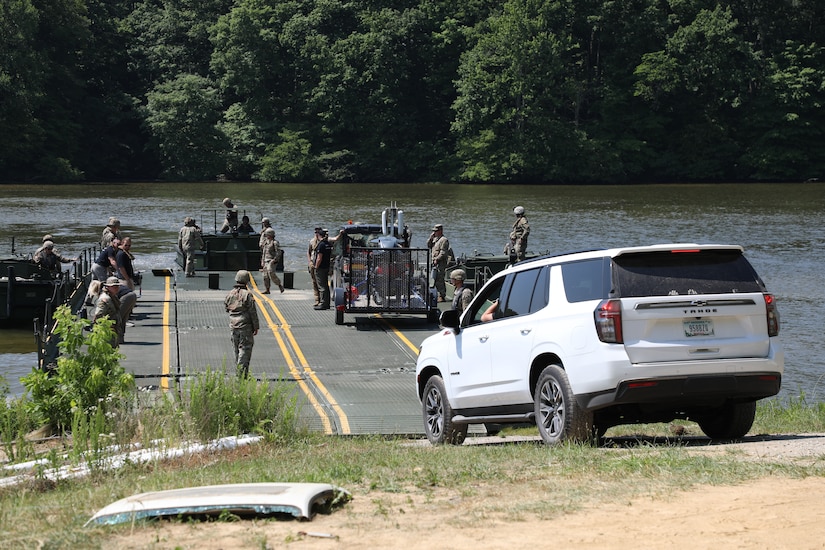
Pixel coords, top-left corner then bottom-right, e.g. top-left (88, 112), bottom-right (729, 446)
top-left (332, 204), bottom-right (438, 325)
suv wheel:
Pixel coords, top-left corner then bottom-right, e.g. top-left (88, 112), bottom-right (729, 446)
top-left (535, 365), bottom-right (593, 445)
top-left (422, 376), bottom-right (467, 445)
top-left (696, 401), bottom-right (756, 440)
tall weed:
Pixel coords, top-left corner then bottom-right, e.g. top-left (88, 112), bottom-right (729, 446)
top-left (185, 365), bottom-right (301, 442)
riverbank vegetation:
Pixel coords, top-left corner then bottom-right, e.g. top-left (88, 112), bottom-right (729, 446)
top-left (2, 308), bottom-right (824, 547)
top-left (1, 398), bottom-right (825, 549)
top-left (2, 0), bottom-right (823, 184)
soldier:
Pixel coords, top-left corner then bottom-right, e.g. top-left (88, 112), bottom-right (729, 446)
top-left (224, 270), bottom-right (260, 377)
top-left (427, 224), bottom-right (450, 302)
top-left (307, 227), bottom-right (323, 307)
top-left (260, 228), bottom-right (284, 294)
top-left (450, 269), bottom-right (473, 315)
top-left (509, 206), bottom-right (530, 262)
top-left (219, 198), bottom-right (239, 233)
top-left (101, 217), bottom-right (123, 248)
top-left (33, 240), bottom-right (77, 276)
top-left (178, 217), bottom-right (204, 277)
top-left (258, 218), bottom-right (272, 251)
top-left (313, 230), bottom-right (332, 310)
top-left (93, 276), bottom-right (123, 347)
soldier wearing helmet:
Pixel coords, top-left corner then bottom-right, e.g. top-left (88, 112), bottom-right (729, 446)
top-left (178, 216), bottom-right (204, 277)
top-left (509, 206), bottom-right (530, 262)
top-left (260, 227), bottom-right (284, 294)
top-left (220, 198), bottom-right (239, 233)
top-left (224, 269), bottom-right (260, 377)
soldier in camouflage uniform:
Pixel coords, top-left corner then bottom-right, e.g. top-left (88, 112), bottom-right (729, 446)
top-left (178, 217), bottom-right (204, 277)
top-left (450, 269), bottom-right (474, 315)
top-left (93, 276), bottom-right (123, 347)
top-left (260, 228), bottom-right (284, 294)
top-left (224, 270), bottom-right (260, 377)
top-left (426, 224), bottom-right (450, 302)
top-left (101, 217), bottom-right (123, 248)
top-left (307, 227), bottom-right (322, 306)
top-left (33, 240), bottom-right (77, 276)
top-left (509, 206), bottom-right (530, 262)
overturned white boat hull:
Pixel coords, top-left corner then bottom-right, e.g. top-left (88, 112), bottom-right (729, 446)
top-left (86, 482), bottom-right (350, 526)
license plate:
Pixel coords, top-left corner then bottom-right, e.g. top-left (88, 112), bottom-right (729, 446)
top-left (684, 319), bottom-right (714, 337)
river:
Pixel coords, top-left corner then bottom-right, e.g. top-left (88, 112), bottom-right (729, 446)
top-left (2, 182), bottom-right (823, 401)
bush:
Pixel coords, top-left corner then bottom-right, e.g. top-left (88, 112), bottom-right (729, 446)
top-left (21, 305), bottom-right (134, 433)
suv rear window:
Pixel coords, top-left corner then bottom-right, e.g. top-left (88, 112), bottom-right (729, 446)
top-left (612, 249), bottom-right (764, 297)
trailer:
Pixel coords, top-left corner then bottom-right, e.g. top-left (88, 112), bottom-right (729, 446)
top-left (332, 204), bottom-right (438, 325)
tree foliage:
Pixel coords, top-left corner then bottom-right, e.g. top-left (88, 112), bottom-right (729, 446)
top-left (1, 0), bottom-right (823, 183)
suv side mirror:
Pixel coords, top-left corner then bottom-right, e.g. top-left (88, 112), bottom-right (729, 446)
top-left (439, 309), bottom-right (460, 332)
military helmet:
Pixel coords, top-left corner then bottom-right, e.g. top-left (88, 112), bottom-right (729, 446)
top-left (104, 276), bottom-right (121, 287)
top-left (513, 206), bottom-right (525, 216)
top-left (261, 217), bottom-right (271, 225)
top-left (222, 197), bottom-right (233, 208)
top-left (264, 228), bottom-right (275, 237)
top-left (235, 270), bottom-right (251, 284)
top-left (43, 240), bottom-right (55, 249)
top-left (42, 234), bottom-right (54, 243)
top-left (450, 269), bottom-right (466, 281)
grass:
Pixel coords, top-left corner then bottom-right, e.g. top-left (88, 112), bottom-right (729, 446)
top-left (0, 395), bottom-right (824, 548)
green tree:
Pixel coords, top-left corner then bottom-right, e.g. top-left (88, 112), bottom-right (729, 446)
top-left (452, 0), bottom-right (588, 182)
top-left (144, 74), bottom-right (228, 180)
top-left (633, 6), bottom-right (759, 180)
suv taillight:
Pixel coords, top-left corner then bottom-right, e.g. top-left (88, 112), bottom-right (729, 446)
top-left (595, 299), bottom-right (623, 343)
top-left (764, 293), bottom-right (780, 336)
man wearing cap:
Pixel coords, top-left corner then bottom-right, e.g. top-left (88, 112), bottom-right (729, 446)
top-left (178, 217), bottom-right (204, 277)
top-left (509, 206), bottom-right (530, 262)
top-left (426, 224), bottom-right (450, 302)
top-left (33, 240), bottom-right (77, 276)
top-left (313, 229), bottom-right (332, 310)
top-left (307, 227), bottom-right (323, 306)
top-left (260, 228), bottom-right (284, 294)
top-left (224, 270), bottom-right (260, 377)
top-left (94, 276), bottom-right (123, 348)
top-left (450, 269), bottom-right (473, 315)
top-left (101, 217), bottom-right (122, 248)
top-left (220, 198), bottom-right (239, 233)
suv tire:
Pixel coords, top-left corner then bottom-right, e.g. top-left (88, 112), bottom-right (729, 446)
top-left (422, 376), bottom-right (468, 445)
top-left (535, 365), bottom-right (593, 445)
top-left (696, 400), bottom-right (757, 440)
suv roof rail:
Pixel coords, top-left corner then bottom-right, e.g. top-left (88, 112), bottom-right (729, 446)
top-left (516, 248), bottom-right (605, 266)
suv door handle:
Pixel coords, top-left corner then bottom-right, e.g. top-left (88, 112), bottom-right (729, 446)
top-left (478, 335), bottom-right (489, 343)
top-left (521, 329), bottom-right (532, 335)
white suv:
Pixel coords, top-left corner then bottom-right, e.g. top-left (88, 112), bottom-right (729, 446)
top-left (415, 244), bottom-right (783, 445)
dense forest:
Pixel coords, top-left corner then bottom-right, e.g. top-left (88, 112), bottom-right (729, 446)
top-left (1, 0), bottom-right (823, 184)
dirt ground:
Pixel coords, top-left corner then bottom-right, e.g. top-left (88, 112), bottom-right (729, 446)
top-left (110, 434), bottom-right (825, 550)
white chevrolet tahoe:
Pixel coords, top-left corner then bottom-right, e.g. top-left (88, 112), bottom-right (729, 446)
top-left (415, 244), bottom-right (783, 445)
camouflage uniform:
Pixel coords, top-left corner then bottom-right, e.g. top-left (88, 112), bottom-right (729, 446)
top-left (427, 224), bottom-right (450, 301)
top-left (261, 229), bottom-right (283, 293)
top-left (509, 207), bottom-right (530, 262)
top-left (450, 269), bottom-right (474, 314)
top-left (178, 218), bottom-right (204, 277)
top-left (94, 277), bottom-right (123, 347)
top-left (220, 198), bottom-right (239, 233)
top-left (224, 271), bottom-right (260, 377)
top-left (101, 217), bottom-right (123, 248)
top-left (33, 241), bottom-right (73, 276)
top-left (307, 229), bottom-right (322, 305)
